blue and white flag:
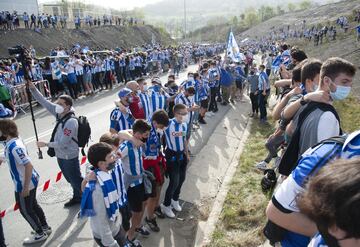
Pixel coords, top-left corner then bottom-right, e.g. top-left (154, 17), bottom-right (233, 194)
top-left (226, 31), bottom-right (245, 62)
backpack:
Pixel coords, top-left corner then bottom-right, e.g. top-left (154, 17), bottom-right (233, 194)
top-left (48, 113), bottom-right (91, 157)
top-left (278, 102), bottom-right (342, 176)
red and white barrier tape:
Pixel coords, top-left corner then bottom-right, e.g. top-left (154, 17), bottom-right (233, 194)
top-left (0, 156), bottom-right (87, 219)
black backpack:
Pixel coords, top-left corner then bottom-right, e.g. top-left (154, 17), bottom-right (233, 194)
top-left (48, 113), bottom-right (91, 157)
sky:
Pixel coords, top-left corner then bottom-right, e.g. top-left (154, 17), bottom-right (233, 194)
top-left (38, 0), bottom-right (163, 10)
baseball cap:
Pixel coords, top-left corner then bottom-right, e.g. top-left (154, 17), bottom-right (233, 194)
top-left (151, 77), bottom-right (162, 85)
top-left (118, 88), bottom-right (132, 98)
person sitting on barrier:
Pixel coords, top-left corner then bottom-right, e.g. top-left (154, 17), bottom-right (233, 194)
top-left (27, 80), bottom-right (84, 208)
top-left (0, 119), bottom-right (52, 244)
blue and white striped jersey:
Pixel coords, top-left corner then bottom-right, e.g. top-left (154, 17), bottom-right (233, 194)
top-left (164, 118), bottom-right (187, 152)
top-left (119, 141), bottom-right (144, 187)
top-left (110, 159), bottom-right (128, 207)
top-left (149, 90), bottom-right (168, 113)
top-left (139, 92), bottom-right (151, 122)
top-left (110, 108), bottom-right (135, 132)
top-left (5, 138), bottom-right (39, 192)
top-left (175, 92), bottom-right (193, 125)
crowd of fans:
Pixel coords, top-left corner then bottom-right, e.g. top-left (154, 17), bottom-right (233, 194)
top-left (0, 43), bottom-right (224, 117)
top-left (0, 10), bottom-right (145, 31)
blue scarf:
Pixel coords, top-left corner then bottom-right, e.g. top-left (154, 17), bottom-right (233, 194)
top-left (80, 169), bottom-right (119, 221)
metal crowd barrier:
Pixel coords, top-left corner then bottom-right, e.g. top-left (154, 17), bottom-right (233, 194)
top-left (11, 80), bottom-right (52, 114)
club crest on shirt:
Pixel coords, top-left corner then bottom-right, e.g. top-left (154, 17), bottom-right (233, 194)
top-left (15, 148), bottom-right (26, 159)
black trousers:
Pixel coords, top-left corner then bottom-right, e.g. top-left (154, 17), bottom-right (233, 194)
top-left (15, 188), bottom-right (48, 234)
top-left (163, 149), bottom-right (187, 207)
top-left (0, 217), bottom-right (5, 247)
top-left (250, 92), bottom-right (259, 114)
top-left (208, 87), bottom-right (218, 112)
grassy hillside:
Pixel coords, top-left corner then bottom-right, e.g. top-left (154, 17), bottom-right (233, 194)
top-left (0, 25), bottom-right (173, 57)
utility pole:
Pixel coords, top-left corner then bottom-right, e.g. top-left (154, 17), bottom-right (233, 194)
top-left (184, 0), bottom-right (187, 40)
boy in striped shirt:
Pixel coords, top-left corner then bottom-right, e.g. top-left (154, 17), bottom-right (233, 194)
top-left (161, 104), bottom-right (189, 218)
top-left (0, 120), bottom-right (51, 244)
top-left (110, 88), bottom-right (135, 134)
top-left (119, 119), bottom-right (151, 246)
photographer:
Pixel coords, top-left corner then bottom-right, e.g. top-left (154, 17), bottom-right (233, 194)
top-left (27, 80), bottom-right (83, 207)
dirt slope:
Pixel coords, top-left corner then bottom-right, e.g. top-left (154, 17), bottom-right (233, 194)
top-left (0, 25), bottom-right (173, 57)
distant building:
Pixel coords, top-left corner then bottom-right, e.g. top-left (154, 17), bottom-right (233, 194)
top-left (0, 0), bottom-right (39, 14)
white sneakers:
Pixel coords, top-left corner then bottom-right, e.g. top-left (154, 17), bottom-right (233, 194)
top-left (160, 200), bottom-right (182, 218)
top-left (160, 204), bottom-right (175, 218)
top-left (171, 199), bottom-right (182, 212)
top-left (23, 232), bottom-right (48, 245)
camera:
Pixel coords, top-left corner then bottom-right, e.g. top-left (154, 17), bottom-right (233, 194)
top-left (8, 45), bottom-right (25, 56)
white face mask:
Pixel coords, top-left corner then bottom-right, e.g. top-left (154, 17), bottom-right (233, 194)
top-left (156, 129), bottom-right (164, 135)
top-left (143, 85), bottom-right (148, 91)
top-left (188, 95), bottom-right (194, 101)
top-left (137, 90), bottom-right (141, 95)
top-left (182, 114), bottom-right (189, 124)
top-left (55, 104), bottom-right (64, 114)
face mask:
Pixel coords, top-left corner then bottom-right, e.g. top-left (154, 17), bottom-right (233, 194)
top-left (313, 83), bottom-right (319, 92)
top-left (156, 129), bottom-right (164, 135)
top-left (0, 130), bottom-right (6, 144)
top-left (127, 97), bottom-right (134, 104)
top-left (137, 90), bottom-right (141, 95)
top-left (188, 95), bottom-right (194, 101)
top-left (330, 85), bottom-right (351, 101)
top-left (106, 161), bottom-right (116, 171)
top-left (181, 114), bottom-right (189, 124)
top-left (55, 104), bottom-right (64, 114)
top-left (141, 137), bottom-right (148, 143)
top-left (143, 85), bottom-right (148, 91)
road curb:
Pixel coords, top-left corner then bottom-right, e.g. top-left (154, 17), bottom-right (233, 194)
top-left (195, 116), bottom-right (253, 246)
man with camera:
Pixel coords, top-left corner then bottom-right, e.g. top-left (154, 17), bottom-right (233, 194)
top-left (27, 80), bottom-right (83, 208)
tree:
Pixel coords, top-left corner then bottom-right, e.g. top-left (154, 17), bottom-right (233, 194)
top-left (287, 3), bottom-right (297, 12)
top-left (231, 16), bottom-right (238, 26)
top-left (276, 5), bottom-right (285, 15)
top-left (244, 9), bottom-right (260, 27)
top-left (240, 13), bottom-right (245, 20)
top-left (299, 0), bottom-right (312, 10)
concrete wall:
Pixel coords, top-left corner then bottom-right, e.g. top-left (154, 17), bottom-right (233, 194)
top-left (0, 0), bottom-right (39, 15)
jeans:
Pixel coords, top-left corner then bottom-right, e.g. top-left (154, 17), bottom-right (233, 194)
top-left (264, 133), bottom-right (284, 163)
top-left (15, 188), bottom-right (48, 234)
top-left (163, 149), bottom-right (187, 207)
top-left (57, 157), bottom-right (83, 200)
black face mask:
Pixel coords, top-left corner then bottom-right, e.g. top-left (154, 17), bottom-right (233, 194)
top-left (106, 161), bottom-right (116, 171)
top-left (141, 137), bottom-right (148, 143)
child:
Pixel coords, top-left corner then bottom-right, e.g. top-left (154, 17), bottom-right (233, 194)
top-left (143, 110), bottom-right (169, 231)
top-left (161, 104), bottom-right (189, 218)
top-left (81, 142), bottom-right (121, 247)
top-left (119, 119), bottom-right (151, 246)
top-left (0, 119), bottom-right (51, 244)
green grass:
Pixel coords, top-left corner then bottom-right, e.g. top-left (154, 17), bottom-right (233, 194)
top-left (208, 119), bottom-right (275, 247)
top-left (209, 96), bottom-right (360, 247)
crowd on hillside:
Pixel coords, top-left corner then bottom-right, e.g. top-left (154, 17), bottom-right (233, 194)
top-left (257, 11), bottom-right (360, 45)
top-left (0, 10), bottom-right (145, 31)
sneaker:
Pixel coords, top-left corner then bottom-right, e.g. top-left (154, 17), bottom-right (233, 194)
top-left (154, 206), bottom-right (165, 219)
top-left (23, 232), bottom-right (48, 245)
top-left (209, 112), bottom-right (215, 116)
top-left (160, 204), bottom-right (175, 218)
top-left (64, 198), bottom-right (81, 208)
top-left (145, 217), bottom-right (160, 232)
top-left (31, 226), bottom-right (52, 235)
top-left (126, 237), bottom-right (142, 247)
top-left (256, 160), bottom-right (268, 170)
top-left (171, 199), bottom-right (182, 212)
top-left (205, 112), bottom-right (213, 117)
top-left (198, 118), bottom-right (207, 124)
top-left (135, 225), bottom-right (150, 237)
